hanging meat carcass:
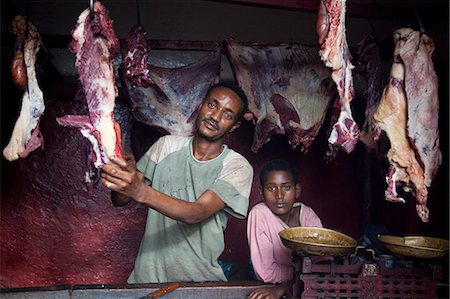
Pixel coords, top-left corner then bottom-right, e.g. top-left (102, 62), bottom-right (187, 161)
top-left (3, 16), bottom-right (45, 161)
top-left (373, 28), bottom-right (440, 223)
top-left (224, 38), bottom-right (335, 153)
top-left (317, 0), bottom-right (360, 154)
top-left (398, 29), bottom-right (442, 188)
top-left (120, 26), bottom-right (221, 136)
top-left (56, 2), bottom-right (123, 185)
top-left (121, 25), bottom-right (154, 88)
top-left (353, 36), bottom-right (384, 152)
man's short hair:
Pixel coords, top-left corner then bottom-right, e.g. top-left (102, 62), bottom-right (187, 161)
top-left (207, 81), bottom-right (249, 121)
top-left (259, 159), bottom-right (298, 186)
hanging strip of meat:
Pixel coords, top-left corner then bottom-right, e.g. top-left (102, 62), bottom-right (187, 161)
top-left (225, 38), bottom-right (335, 153)
top-left (354, 36), bottom-right (384, 152)
top-left (398, 29), bottom-right (442, 187)
top-left (57, 1), bottom-right (123, 172)
top-left (318, 0), bottom-right (359, 154)
top-left (3, 16), bottom-right (45, 161)
top-left (373, 29), bottom-right (429, 223)
top-left (121, 25), bottom-right (154, 88)
top-left (120, 26), bottom-right (221, 136)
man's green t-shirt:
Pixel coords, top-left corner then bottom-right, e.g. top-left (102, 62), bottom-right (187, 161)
top-left (127, 135), bottom-right (253, 283)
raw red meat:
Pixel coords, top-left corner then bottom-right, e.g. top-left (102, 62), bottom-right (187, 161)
top-left (57, 2), bottom-right (123, 174)
top-left (3, 16), bottom-right (45, 161)
top-left (121, 25), bottom-right (154, 88)
top-left (318, 0), bottom-right (359, 153)
top-left (225, 38), bottom-right (335, 153)
top-left (354, 36), bottom-right (384, 152)
top-left (120, 27), bottom-right (221, 136)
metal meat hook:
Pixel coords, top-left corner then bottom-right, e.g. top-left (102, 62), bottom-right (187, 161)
top-left (136, 0), bottom-right (142, 27)
top-left (90, 0), bottom-right (95, 20)
top-left (412, 7), bottom-right (425, 51)
top-left (412, 7), bottom-right (425, 35)
top-left (25, 0), bottom-right (29, 39)
top-left (367, 18), bottom-right (378, 42)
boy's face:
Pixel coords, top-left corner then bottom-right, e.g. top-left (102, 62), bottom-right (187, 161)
top-left (261, 170), bottom-right (300, 219)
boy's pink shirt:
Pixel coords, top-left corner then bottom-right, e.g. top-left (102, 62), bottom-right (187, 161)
top-left (247, 202), bottom-right (323, 283)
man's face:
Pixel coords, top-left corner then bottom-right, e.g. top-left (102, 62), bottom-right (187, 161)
top-left (261, 170), bottom-right (300, 219)
top-left (195, 86), bottom-right (243, 142)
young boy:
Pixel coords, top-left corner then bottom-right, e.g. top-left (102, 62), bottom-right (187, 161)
top-left (247, 159), bottom-right (323, 299)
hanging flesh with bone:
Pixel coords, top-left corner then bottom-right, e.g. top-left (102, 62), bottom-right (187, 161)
top-left (3, 16), bottom-right (45, 161)
top-left (353, 36), bottom-right (384, 152)
top-left (121, 25), bottom-right (154, 88)
top-left (398, 29), bottom-right (442, 188)
top-left (373, 28), bottom-right (441, 223)
top-left (56, 2), bottom-right (123, 183)
top-left (317, 0), bottom-right (360, 154)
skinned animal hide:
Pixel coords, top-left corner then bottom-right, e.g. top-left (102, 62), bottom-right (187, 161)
top-left (120, 26), bottom-right (221, 136)
top-left (225, 38), bottom-right (335, 153)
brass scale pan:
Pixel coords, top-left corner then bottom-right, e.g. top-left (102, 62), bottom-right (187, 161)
top-left (280, 227), bottom-right (449, 258)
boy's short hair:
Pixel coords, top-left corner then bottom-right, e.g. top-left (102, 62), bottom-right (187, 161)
top-left (259, 159), bottom-right (298, 186)
top-left (207, 81), bottom-right (249, 121)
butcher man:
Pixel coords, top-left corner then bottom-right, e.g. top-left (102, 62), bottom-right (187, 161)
top-left (100, 82), bottom-right (253, 283)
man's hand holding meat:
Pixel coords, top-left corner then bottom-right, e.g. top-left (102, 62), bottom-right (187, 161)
top-left (101, 153), bottom-right (143, 207)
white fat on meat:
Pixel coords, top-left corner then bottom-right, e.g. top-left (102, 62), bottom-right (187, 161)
top-left (3, 16), bottom-right (45, 161)
top-left (373, 29), bottom-right (429, 223)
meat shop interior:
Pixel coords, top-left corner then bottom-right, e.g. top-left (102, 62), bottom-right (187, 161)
top-left (1, 0), bottom-right (449, 298)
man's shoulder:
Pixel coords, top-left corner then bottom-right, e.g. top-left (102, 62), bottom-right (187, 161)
top-left (144, 135), bottom-right (191, 163)
top-left (156, 135), bottom-right (191, 151)
top-left (158, 134), bottom-right (191, 144)
top-left (223, 147), bottom-right (252, 170)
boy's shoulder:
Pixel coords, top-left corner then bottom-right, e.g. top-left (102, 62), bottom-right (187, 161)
top-left (249, 202), bottom-right (269, 213)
